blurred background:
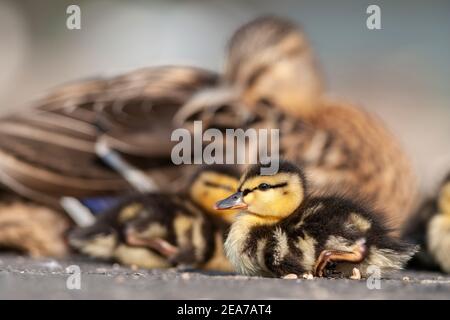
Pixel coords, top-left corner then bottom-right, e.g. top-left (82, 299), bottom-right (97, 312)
top-left (0, 0), bottom-right (449, 192)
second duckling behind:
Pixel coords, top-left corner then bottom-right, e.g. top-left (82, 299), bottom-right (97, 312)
top-left (69, 165), bottom-right (239, 271)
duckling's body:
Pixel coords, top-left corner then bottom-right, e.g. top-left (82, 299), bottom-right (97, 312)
top-left (226, 196), bottom-right (413, 277)
top-left (69, 165), bottom-right (239, 271)
top-left (123, 193), bottom-right (223, 268)
top-left (218, 161), bottom-right (416, 278)
top-left (404, 173), bottom-right (450, 273)
top-left (67, 194), bottom-right (172, 268)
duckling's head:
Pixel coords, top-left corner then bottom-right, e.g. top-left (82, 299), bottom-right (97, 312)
top-left (438, 173), bottom-right (450, 216)
top-left (215, 161), bottom-right (306, 222)
top-left (189, 165), bottom-right (240, 221)
top-left (68, 201), bottom-right (143, 259)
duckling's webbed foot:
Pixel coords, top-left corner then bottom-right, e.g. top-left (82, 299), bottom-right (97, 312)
top-left (314, 241), bottom-right (367, 277)
top-left (145, 238), bottom-right (179, 258)
top-left (127, 234), bottom-right (179, 259)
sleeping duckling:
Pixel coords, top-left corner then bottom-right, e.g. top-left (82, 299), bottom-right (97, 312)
top-left (216, 161), bottom-right (416, 278)
top-left (68, 165), bottom-right (239, 270)
top-left (124, 165), bottom-right (239, 271)
top-left (67, 195), bottom-right (171, 269)
top-left (404, 172), bottom-right (450, 273)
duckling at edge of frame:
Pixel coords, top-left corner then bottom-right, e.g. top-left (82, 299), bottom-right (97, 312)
top-left (216, 160), bottom-right (417, 278)
top-left (426, 173), bottom-right (450, 273)
top-left (402, 172), bottom-right (450, 273)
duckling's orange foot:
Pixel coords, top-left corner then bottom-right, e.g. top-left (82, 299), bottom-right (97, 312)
top-left (148, 238), bottom-right (179, 258)
top-left (314, 243), bottom-right (367, 277)
top-left (126, 233), bottom-right (179, 259)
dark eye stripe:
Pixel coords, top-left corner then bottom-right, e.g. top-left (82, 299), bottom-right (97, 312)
top-left (270, 182), bottom-right (288, 189)
top-left (239, 182), bottom-right (288, 194)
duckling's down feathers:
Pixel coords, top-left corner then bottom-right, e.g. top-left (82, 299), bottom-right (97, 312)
top-left (232, 195), bottom-right (417, 277)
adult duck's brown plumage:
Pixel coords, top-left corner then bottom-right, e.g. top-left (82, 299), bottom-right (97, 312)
top-left (176, 16), bottom-right (417, 231)
top-left (0, 66), bottom-right (218, 207)
top-left (0, 66), bottom-right (218, 256)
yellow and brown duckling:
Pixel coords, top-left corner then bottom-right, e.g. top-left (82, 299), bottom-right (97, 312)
top-left (403, 172), bottom-right (450, 273)
top-left (68, 165), bottom-right (239, 270)
top-left (216, 161), bottom-right (417, 278)
top-left (124, 165), bottom-right (239, 271)
top-left (67, 194), bottom-right (171, 269)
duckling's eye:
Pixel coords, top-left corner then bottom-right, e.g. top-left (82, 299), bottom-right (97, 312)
top-left (258, 183), bottom-right (270, 191)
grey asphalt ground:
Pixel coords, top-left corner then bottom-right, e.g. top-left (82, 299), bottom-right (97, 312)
top-left (0, 254), bottom-right (449, 299)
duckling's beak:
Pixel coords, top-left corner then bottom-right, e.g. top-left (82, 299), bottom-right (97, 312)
top-left (214, 191), bottom-right (248, 210)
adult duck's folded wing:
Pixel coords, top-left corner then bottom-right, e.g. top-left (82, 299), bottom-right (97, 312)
top-left (0, 66), bottom-right (219, 208)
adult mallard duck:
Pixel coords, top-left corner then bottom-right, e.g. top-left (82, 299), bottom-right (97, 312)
top-left (0, 66), bottom-right (218, 256)
top-left (175, 16), bottom-right (417, 232)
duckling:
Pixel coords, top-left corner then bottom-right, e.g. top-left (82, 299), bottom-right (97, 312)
top-left (216, 161), bottom-right (417, 278)
top-left (175, 16), bottom-right (417, 232)
top-left (67, 195), bottom-right (171, 268)
top-left (404, 172), bottom-right (450, 273)
top-left (124, 165), bottom-right (240, 271)
top-left (69, 165), bottom-right (239, 270)
top-left (428, 173), bottom-right (450, 273)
